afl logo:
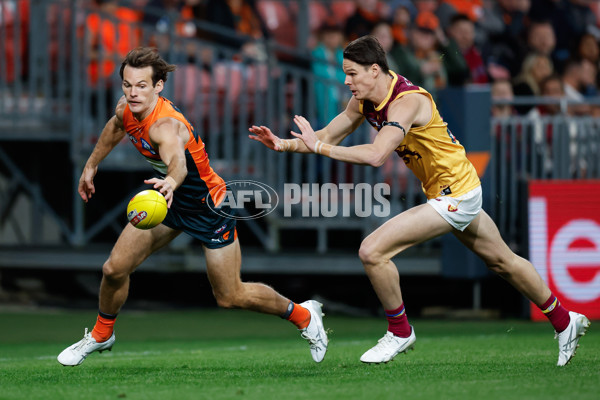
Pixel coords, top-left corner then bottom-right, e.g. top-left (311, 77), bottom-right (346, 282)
top-left (127, 134), bottom-right (138, 144)
top-left (128, 210), bottom-right (148, 226)
top-left (208, 180), bottom-right (279, 220)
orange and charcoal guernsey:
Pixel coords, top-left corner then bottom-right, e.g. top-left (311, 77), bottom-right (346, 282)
top-left (122, 96), bottom-right (226, 209)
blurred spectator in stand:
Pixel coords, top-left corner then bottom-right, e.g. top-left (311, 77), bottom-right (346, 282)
top-left (534, 72), bottom-right (587, 176)
top-left (512, 52), bottom-right (554, 114)
top-left (576, 32), bottom-right (600, 67)
top-left (537, 74), bottom-right (565, 115)
top-left (371, 22), bottom-right (401, 72)
top-left (476, 0), bottom-right (508, 80)
top-left (578, 57), bottom-right (600, 122)
top-left (86, 0), bottom-right (141, 87)
top-left (443, 13), bottom-right (488, 85)
top-left (490, 77), bottom-right (519, 177)
top-left (529, 0), bottom-right (597, 65)
top-left (142, 0), bottom-right (183, 52)
top-left (199, 0), bottom-right (266, 42)
top-left (344, 0), bottom-right (386, 42)
top-left (527, 74), bottom-right (565, 177)
top-left (561, 0), bottom-right (597, 49)
top-left (580, 58), bottom-right (598, 97)
top-left (491, 79), bottom-right (516, 117)
top-left (86, 0), bottom-right (141, 117)
top-left (1, 0), bottom-right (29, 85)
top-left (525, 20), bottom-right (557, 66)
top-left (483, 0), bottom-right (531, 79)
top-left (560, 58), bottom-right (591, 115)
top-left (311, 19), bottom-right (346, 127)
top-left (415, 0), bottom-right (439, 14)
top-left (561, 59), bottom-right (584, 98)
top-left (414, 0), bottom-right (458, 31)
top-left (442, 0), bottom-right (484, 22)
top-left (194, 0), bottom-right (267, 61)
top-left (389, 11), bottom-right (447, 98)
top-left (389, 0), bottom-right (417, 46)
top-left (475, 0), bottom-right (504, 45)
top-left (177, 1), bottom-right (203, 39)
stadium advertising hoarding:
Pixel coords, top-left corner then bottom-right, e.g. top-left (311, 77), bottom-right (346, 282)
top-left (529, 180), bottom-right (600, 320)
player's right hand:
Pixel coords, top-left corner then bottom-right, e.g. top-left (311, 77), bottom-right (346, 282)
top-left (248, 125), bottom-right (283, 151)
top-left (78, 165), bottom-right (98, 202)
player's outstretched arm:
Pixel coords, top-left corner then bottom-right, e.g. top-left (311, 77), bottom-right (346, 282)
top-left (292, 94), bottom-right (422, 167)
top-left (248, 99), bottom-right (363, 153)
top-left (248, 125), bottom-right (311, 153)
top-left (79, 98), bottom-right (127, 202)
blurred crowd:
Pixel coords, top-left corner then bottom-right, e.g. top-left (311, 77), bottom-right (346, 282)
top-left (296, 0), bottom-right (600, 118)
top-left (4, 0), bottom-right (600, 119)
top-left (99, 0), bottom-right (600, 118)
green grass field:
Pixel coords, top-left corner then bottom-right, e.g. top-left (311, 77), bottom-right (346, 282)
top-left (0, 308), bottom-right (598, 400)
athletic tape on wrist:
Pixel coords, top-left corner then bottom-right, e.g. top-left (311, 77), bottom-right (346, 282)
top-left (314, 140), bottom-right (332, 157)
top-left (278, 139), bottom-right (299, 152)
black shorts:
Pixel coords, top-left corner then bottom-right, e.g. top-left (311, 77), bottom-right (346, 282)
top-left (162, 204), bottom-right (237, 249)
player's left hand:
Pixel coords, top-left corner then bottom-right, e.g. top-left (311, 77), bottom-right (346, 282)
top-left (144, 177), bottom-right (175, 207)
top-left (291, 115), bottom-right (317, 152)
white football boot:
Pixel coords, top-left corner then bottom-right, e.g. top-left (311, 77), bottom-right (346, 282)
top-left (57, 328), bottom-right (115, 366)
top-left (299, 300), bottom-right (328, 363)
top-left (360, 328), bottom-right (416, 364)
top-left (555, 311), bottom-right (590, 366)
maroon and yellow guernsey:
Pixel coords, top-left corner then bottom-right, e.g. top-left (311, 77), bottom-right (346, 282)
top-left (359, 71), bottom-right (480, 199)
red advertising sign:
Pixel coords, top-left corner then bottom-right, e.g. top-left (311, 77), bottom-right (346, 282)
top-left (529, 181), bottom-right (600, 320)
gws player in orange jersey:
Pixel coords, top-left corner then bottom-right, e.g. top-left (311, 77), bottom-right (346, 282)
top-left (249, 36), bottom-right (589, 366)
top-left (58, 47), bottom-right (327, 366)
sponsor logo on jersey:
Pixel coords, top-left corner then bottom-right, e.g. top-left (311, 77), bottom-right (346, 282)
top-left (400, 76), bottom-right (414, 86)
top-left (127, 133), bottom-right (138, 144)
top-left (396, 145), bottom-right (422, 164)
top-left (440, 186), bottom-right (452, 196)
top-left (141, 138), bottom-right (157, 155)
top-left (366, 117), bottom-right (382, 130)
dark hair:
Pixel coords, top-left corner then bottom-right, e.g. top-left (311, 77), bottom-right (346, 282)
top-left (540, 73), bottom-right (563, 90)
top-left (119, 47), bottom-right (176, 86)
top-left (449, 13), bottom-right (472, 27)
top-left (343, 35), bottom-right (389, 74)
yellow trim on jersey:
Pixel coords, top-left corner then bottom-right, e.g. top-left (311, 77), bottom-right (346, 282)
top-left (409, 94), bottom-right (440, 133)
top-left (355, 71), bottom-right (480, 200)
top-left (375, 71), bottom-right (399, 111)
top-left (389, 86), bottom-right (438, 132)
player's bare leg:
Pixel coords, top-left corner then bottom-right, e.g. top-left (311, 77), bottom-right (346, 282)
top-left (359, 204), bottom-right (453, 309)
top-left (204, 239), bottom-right (290, 314)
top-left (58, 223), bottom-right (180, 366)
top-left (454, 210), bottom-right (590, 366)
top-left (452, 210), bottom-right (550, 305)
top-left (100, 223), bottom-right (181, 314)
top-left (358, 204), bottom-right (452, 363)
top-left (204, 239), bottom-right (328, 362)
